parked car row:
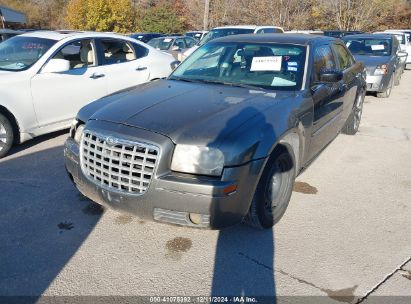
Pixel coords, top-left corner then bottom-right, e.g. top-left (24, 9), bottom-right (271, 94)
top-left (0, 25), bottom-right (408, 231)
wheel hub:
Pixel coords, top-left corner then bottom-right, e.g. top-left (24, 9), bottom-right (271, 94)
top-left (0, 122), bottom-right (7, 152)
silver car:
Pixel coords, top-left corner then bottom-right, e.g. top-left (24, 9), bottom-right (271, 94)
top-left (148, 36), bottom-right (197, 60)
top-left (343, 34), bottom-right (407, 98)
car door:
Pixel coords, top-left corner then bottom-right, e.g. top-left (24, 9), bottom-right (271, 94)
top-left (97, 38), bottom-right (150, 93)
top-left (30, 39), bottom-right (108, 129)
top-left (308, 43), bottom-right (346, 159)
top-left (332, 43), bottom-right (359, 125)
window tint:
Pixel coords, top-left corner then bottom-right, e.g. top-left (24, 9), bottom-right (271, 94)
top-left (101, 39), bottom-right (136, 64)
top-left (257, 28), bottom-right (282, 34)
top-left (333, 44), bottom-right (353, 70)
top-left (313, 45), bottom-right (337, 82)
top-left (53, 40), bottom-right (95, 70)
top-left (185, 38), bottom-right (196, 48)
top-left (132, 43), bottom-right (148, 58)
top-left (174, 38), bottom-right (186, 49)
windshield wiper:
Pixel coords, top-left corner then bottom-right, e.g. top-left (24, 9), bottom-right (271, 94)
top-left (200, 79), bottom-right (266, 90)
top-left (168, 76), bottom-right (201, 83)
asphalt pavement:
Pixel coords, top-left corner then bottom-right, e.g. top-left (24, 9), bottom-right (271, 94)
top-left (0, 71), bottom-right (410, 304)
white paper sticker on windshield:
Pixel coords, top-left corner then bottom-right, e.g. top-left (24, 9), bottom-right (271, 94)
top-left (371, 45), bottom-right (385, 50)
top-left (251, 56), bottom-right (282, 71)
top-left (163, 38), bottom-right (172, 42)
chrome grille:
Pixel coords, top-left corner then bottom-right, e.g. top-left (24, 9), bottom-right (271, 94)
top-left (80, 130), bottom-right (159, 195)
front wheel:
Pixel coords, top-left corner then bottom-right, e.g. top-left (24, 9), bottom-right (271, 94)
top-left (377, 75), bottom-right (393, 98)
top-left (0, 113), bottom-right (14, 159)
top-left (342, 90), bottom-right (365, 135)
top-left (244, 148), bottom-right (295, 229)
top-left (394, 71), bottom-right (401, 86)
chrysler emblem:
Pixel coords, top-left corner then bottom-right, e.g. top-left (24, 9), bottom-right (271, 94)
top-left (106, 136), bottom-right (118, 146)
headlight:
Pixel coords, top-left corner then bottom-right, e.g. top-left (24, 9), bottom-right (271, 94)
top-left (171, 145), bottom-right (224, 176)
top-left (374, 64), bottom-right (388, 75)
top-left (74, 124), bottom-right (84, 143)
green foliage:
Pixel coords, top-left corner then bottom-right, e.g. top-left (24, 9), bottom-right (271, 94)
top-left (139, 3), bottom-right (185, 34)
top-left (65, 0), bottom-right (135, 33)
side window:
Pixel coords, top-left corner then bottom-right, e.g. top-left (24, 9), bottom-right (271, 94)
top-left (257, 28), bottom-right (278, 34)
top-left (101, 39), bottom-right (136, 64)
top-left (174, 38), bottom-right (186, 49)
top-left (333, 44), bottom-right (353, 70)
top-left (53, 39), bottom-right (95, 70)
top-left (313, 45), bottom-right (337, 82)
top-left (185, 38), bottom-right (196, 48)
top-left (132, 43), bottom-right (149, 58)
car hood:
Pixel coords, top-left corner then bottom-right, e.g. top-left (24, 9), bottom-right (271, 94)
top-left (83, 79), bottom-right (298, 145)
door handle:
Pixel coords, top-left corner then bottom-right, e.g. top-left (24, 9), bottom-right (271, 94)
top-left (90, 73), bottom-right (105, 79)
top-left (136, 66), bottom-right (147, 71)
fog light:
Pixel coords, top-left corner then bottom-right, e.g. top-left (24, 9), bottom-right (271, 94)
top-left (189, 213), bottom-right (203, 225)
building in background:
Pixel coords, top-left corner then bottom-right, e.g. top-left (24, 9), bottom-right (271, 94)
top-left (0, 6), bottom-right (27, 29)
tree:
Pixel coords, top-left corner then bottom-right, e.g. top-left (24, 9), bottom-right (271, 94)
top-left (139, 2), bottom-right (185, 33)
top-left (65, 0), bottom-right (135, 33)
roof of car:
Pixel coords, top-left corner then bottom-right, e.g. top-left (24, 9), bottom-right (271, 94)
top-left (213, 25), bottom-right (282, 30)
top-left (18, 30), bottom-right (129, 41)
top-left (211, 33), bottom-right (335, 45)
top-left (0, 29), bottom-right (25, 34)
top-left (342, 33), bottom-right (394, 39)
top-left (152, 35), bottom-right (192, 40)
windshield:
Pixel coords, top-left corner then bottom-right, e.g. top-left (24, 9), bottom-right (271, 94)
top-left (345, 38), bottom-right (392, 56)
top-left (170, 42), bottom-right (306, 91)
top-left (148, 38), bottom-right (173, 50)
top-left (199, 28), bottom-right (254, 46)
top-left (0, 36), bottom-right (56, 71)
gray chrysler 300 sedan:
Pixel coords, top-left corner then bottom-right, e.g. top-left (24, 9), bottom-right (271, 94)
top-left (65, 34), bottom-right (366, 230)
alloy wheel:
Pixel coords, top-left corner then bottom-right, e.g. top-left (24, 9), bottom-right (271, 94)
top-left (353, 93), bottom-right (364, 131)
top-left (0, 122), bottom-right (8, 152)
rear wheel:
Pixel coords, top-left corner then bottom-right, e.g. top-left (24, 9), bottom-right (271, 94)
top-left (0, 113), bottom-right (14, 159)
top-left (244, 148), bottom-right (295, 229)
top-left (342, 90), bottom-right (365, 135)
top-left (377, 75), bottom-right (393, 98)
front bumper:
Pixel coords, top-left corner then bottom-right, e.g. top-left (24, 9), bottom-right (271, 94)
top-left (64, 124), bottom-right (265, 229)
top-left (365, 74), bottom-right (391, 92)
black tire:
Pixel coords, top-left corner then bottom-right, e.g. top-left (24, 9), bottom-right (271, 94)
top-left (377, 75), bottom-right (393, 98)
top-left (0, 113), bottom-right (14, 159)
top-left (244, 148), bottom-right (295, 229)
top-left (342, 90), bottom-right (365, 135)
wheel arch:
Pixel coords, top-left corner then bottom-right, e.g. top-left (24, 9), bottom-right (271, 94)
top-left (0, 105), bottom-right (20, 144)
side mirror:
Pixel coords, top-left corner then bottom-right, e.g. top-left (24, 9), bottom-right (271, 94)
top-left (42, 59), bottom-right (70, 73)
top-left (319, 70), bottom-right (343, 83)
top-left (172, 46), bottom-right (181, 51)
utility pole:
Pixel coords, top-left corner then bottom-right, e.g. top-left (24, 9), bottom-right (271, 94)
top-left (203, 0), bottom-right (210, 31)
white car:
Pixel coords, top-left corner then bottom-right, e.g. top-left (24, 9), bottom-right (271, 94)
top-left (377, 30), bottom-right (411, 66)
top-left (0, 31), bottom-right (176, 158)
top-left (181, 25), bottom-right (284, 60)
